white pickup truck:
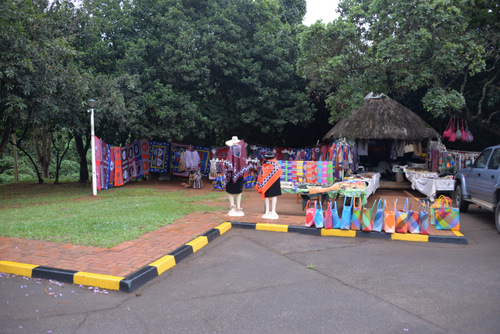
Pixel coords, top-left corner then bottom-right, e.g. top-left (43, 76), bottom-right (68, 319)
top-left (454, 145), bottom-right (500, 232)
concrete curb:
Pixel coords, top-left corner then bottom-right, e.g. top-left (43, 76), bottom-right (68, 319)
top-left (0, 221), bottom-right (467, 293)
top-left (229, 221), bottom-right (468, 245)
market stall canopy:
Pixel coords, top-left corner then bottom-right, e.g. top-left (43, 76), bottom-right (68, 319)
top-left (323, 94), bottom-right (439, 141)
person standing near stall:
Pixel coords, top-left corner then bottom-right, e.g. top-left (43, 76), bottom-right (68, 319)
top-left (225, 136), bottom-right (249, 216)
top-left (257, 151), bottom-right (283, 219)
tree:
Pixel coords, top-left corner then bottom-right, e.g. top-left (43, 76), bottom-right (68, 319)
top-left (298, 0), bottom-right (500, 145)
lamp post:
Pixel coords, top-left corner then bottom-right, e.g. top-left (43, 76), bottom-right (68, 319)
top-left (87, 99), bottom-right (98, 196)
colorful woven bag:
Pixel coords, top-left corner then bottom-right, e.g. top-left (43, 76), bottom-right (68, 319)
top-left (395, 198), bottom-right (409, 233)
top-left (351, 198), bottom-right (362, 231)
top-left (372, 199), bottom-right (385, 232)
top-left (314, 201), bottom-right (324, 229)
top-left (324, 201), bottom-right (333, 229)
top-left (407, 201), bottom-right (421, 234)
top-left (331, 200), bottom-right (341, 229)
top-left (361, 200), bottom-right (377, 232)
top-left (434, 197), bottom-right (460, 230)
top-left (305, 200), bottom-right (315, 227)
top-left (340, 196), bottom-right (353, 230)
top-left (383, 199), bottom-right (397, 233)
top-left (420, 201), bottom-right (430, 235)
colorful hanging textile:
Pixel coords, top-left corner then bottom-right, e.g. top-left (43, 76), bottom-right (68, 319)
top-left (94, 136), bottom-right (110, 191)
top-left (121, 147), bottom-right (130, 184)
top-left (107, 146), bottom-right (114, 189)
top-left (114, 146), bottom-right (124, 187)
top-left (133, 141), bottom-right (143, 180)
top-left (139, 140), bottom-right (150, 176)
top-left (149, 141), bottom-right (170, 174)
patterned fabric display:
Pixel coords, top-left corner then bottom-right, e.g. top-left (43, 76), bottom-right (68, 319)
top-left (149, 141), bottom-right (170, 174)
top-left (114, 147), bottom-right (124, 187)
top-left (134, 141), bottom-right (143, 180)
top-left (126, 144), bottom-right (137, 180)
top-left (107, 146), bottom-right (114, 189)
top-left (351, 198), bottom-right (362, 231)
top-left (121, 147), bottom-right (130, 184)
top-left (140, 140), bottom-right (150, 176)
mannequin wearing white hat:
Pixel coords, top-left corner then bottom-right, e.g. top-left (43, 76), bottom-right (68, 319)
top-left (225, 136), bottom-right (249, 217)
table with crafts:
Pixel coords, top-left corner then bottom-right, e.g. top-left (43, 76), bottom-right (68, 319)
top-left (282, 173), bottom-right (380, 209)
top-left (393, 166), bottom-right (454, 201)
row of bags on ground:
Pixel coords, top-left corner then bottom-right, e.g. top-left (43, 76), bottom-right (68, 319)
top-left (305, 195), bottom-right (460, 234)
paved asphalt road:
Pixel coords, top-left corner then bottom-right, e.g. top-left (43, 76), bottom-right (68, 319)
top-left (1, 205), bottom-right (499, 334)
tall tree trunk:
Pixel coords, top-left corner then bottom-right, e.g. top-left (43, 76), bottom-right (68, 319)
top-left (11, 134), bottom-right (19, 182)
top-left (33, 125), bottom-right (52, 179)
top-left (75, 134), bottom-right (89, 183)
top-left (0, 118), bottom-right (12, 160)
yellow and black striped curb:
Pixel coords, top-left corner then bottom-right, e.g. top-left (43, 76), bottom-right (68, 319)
top-left (229, 221), bottom-right (468, 245)
top-left (0, 221), bottom-right (466, 293)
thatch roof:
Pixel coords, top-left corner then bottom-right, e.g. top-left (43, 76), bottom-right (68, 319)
top-left (323, 94), bottom-right (439, 141)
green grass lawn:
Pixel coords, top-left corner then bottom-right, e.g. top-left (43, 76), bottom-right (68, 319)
top-left (0, 182), bottom-right (226, 248)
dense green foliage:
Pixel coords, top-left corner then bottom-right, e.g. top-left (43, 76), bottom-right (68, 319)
top-left (1, 0), bottom-right (499, 183)
top-left (297, 0), bottom-right (500, 150)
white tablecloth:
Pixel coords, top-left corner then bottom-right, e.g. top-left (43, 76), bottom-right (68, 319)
top-left (365, 172), bottom-right (381, 198)
top-left (404, 170), bottom-right (454, 201)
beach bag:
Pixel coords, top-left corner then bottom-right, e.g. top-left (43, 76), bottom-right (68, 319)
top-left (455, 118), bottom-right (462, 141)
top-left (340, 196), bottom-right (353, 230)
top-left (420, 201), bottom-right (430, 235)
top-left (407, 201), bottom-right (421, 234)
top-left (314, 201), bottom-right (324, 229)
top-left (305, 200), bottom-right (315, 227)
top-left (362, 200), bottom-right (377, 232)
top-left (430, 195), bottom-right (447, 226)
top-left (351, 198), bottom-right (362, 231)
top-left (395, 198), bottom-right (409, 233)
top-left (443, 117), bottom-right (455, 140)
top-left (324, 201), bottom-right (333, 229)
top-left (383, 199), bottom-right (397, 233)
top-left (434, 197), bottom-right (460, 230)
top-left (331, 200), bottom-right (341, 229)
top-left (372, 199), bottom-right (385, 232)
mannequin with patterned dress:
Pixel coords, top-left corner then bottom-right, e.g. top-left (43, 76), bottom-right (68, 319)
top-left (225, 136), bottom-right (249, 216)
top-left (257, 151), bottom-right (283, 219)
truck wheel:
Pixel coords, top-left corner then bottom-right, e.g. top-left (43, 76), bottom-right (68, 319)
top-left (496, 205), bottom-right (500, 234)
top-left (454, 184), bottom-right (469, 213)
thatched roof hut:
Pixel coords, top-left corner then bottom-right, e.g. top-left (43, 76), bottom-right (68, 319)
top-left (323, 94), bottom-right (439, 141)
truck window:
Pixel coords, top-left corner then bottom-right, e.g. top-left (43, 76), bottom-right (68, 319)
top-left (474, 149), bottom-right (492, 168)
top-left (487, 149), bottom-right (500, 170)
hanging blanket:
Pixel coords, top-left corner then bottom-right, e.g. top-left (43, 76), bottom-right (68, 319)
top-left (256, 159), bottom-right (283, 199)
top-left (139, 139), bottom-right (150, 176)
top-left (134, 141), bottom-right (143, 180)
top-left (149, 141), bottom-right (170, 174)
top-left (114, 147), bottom-right (124, 187)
